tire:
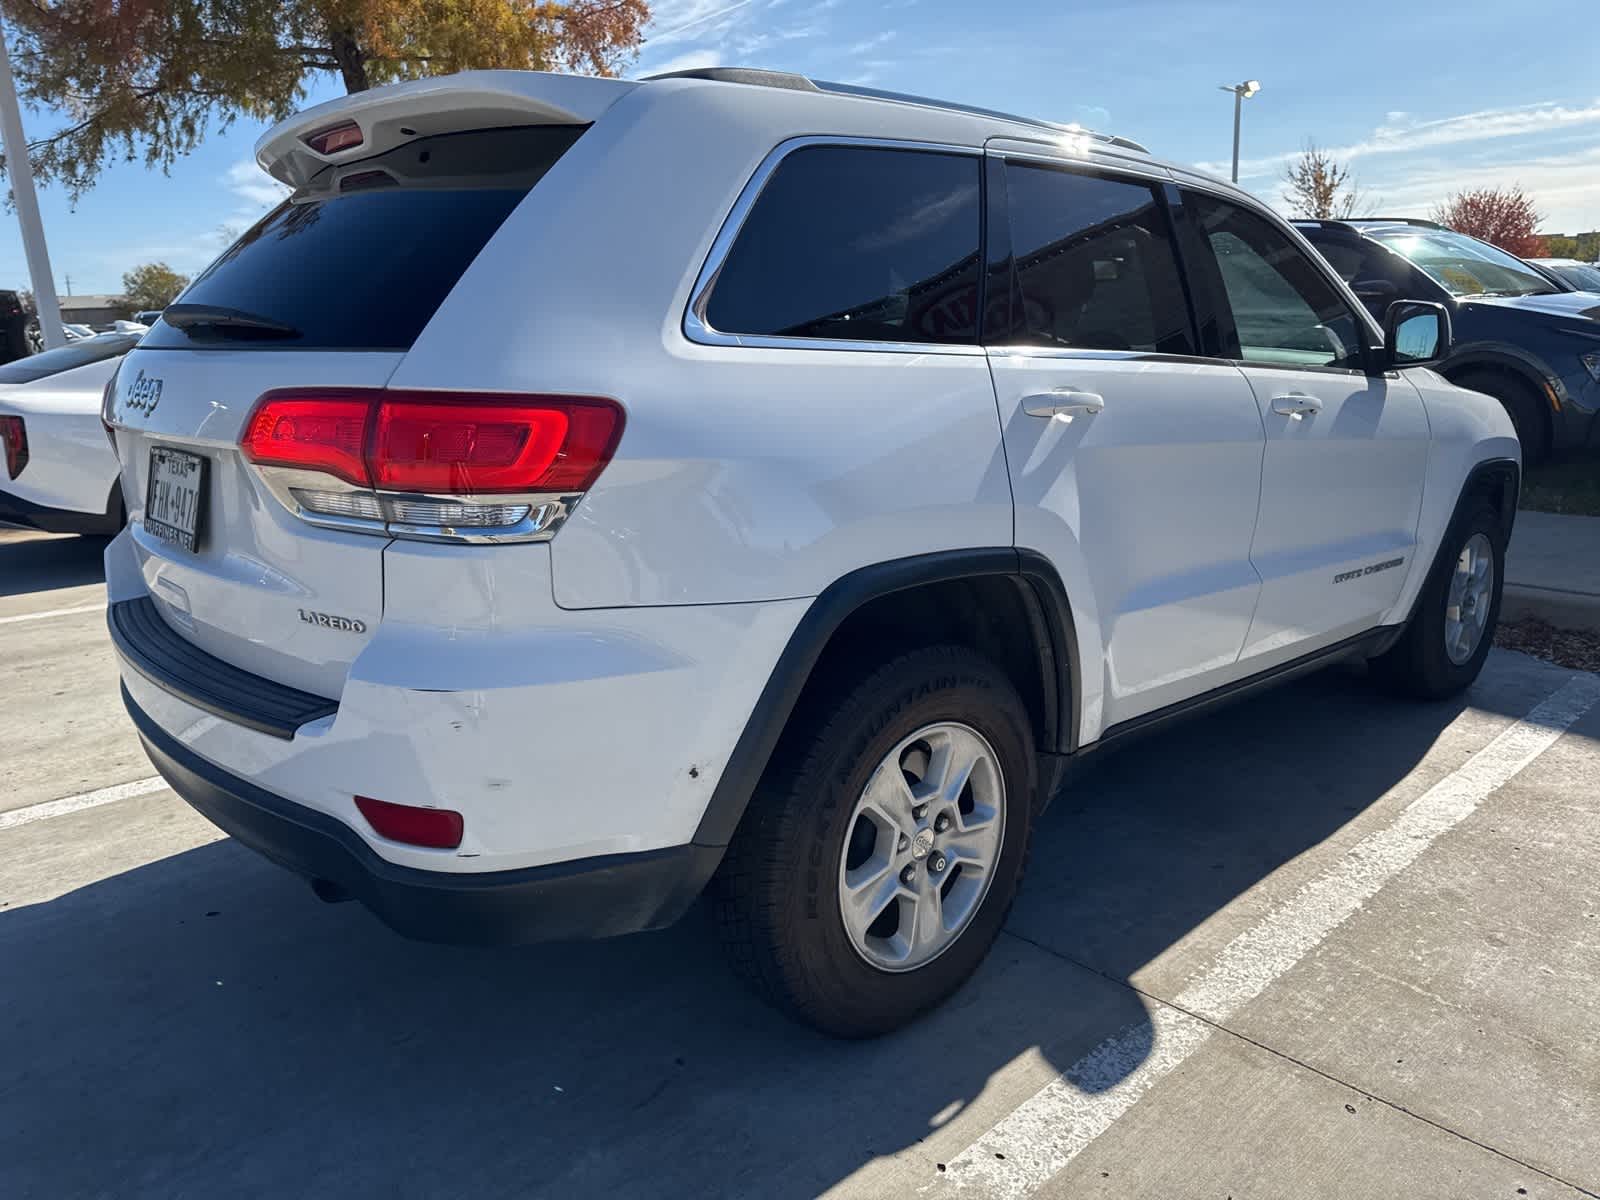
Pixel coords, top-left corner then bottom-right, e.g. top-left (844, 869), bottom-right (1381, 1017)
top-left (713, 645), bottom-right (1037, 1037)
top-left (1453, 369), bottom-right (1548, 465)
top-left (1371, 501), bottom-right (1505, 699)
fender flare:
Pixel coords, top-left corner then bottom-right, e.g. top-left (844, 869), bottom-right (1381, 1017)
top-left (690, 548), bottom-right (1082, 848)
top-left (1391, 455), bottom-right (1520, 640)
top-left (1443, 343), bottom-right (1566, 413)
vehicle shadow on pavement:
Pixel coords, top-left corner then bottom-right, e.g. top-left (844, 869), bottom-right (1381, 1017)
top-left (0, 661), bottom-right (1550, 1198)
top-left (0, 532), bottom-right (108, 597)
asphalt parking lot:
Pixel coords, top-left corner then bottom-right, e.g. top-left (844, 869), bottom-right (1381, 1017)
top-left (3, 525), bottom-right (1599, 1200)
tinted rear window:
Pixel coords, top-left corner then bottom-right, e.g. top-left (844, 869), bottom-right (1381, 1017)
top-left (0, 333), bottom-right (138, 383)
top-left (140, 125), bottom-right (585, 352)
top-left (704, 146), bottom-right (982, 345)
top-left (1000, 163), bottom-right (1193, 354)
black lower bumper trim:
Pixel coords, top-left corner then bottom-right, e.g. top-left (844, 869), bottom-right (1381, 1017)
top-left (109, 597), bottom-right (337, 739)
top-left (0, 485), bottom-right (121, 535)
top-left (124, 685), bottom-right (723, 944)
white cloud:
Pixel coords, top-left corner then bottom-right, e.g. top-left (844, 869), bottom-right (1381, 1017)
top-left (224, 158), bottom-right (291, 211)
top-left (845, 31), bottom-right (895, 56)
top-left (1199, 99), bottom-right (1600, 179)
top-left (642, 0), bottom-right (759, 50)
top-left (1244, 140), bottom-right (1600, 235)
top-left (1366, 144), bottom-right (1600, 233)
top-left (635, 0), bottom-right (826, 77)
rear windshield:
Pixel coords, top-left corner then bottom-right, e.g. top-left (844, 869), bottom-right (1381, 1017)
top-left (0, 332), bottom-right (139, 383)
top-left (140, 125), bottom-right (585, 352)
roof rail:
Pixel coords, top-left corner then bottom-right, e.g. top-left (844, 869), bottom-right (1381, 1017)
top-left (639, 66), bottom-right (1148, 154)
top-left (815, 80), bottom-right (1148, 152)
top-left (640, 67), bottom-right (819, 92)
top-left (1342, 217), bottom-right (1447, 230)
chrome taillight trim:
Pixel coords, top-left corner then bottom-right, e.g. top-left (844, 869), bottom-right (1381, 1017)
top-left (252, 461), bottom-right (580, 544)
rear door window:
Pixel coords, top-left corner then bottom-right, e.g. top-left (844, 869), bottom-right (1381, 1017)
top-left (997, 163), bottom-right (1194, 354)
top-left (704, 145), bottom-right (982, 345)
top-left (140, 125), bottom-right (585, 352)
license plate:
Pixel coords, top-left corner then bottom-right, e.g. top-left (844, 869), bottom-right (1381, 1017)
top-left (144, 446), bottom-right (207, 553)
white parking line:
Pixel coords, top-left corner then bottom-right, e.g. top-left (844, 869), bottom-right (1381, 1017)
top-left (0, 602), bottom-right (105, 626)
top-left (946, 673), bottom-right (1600, 1197)
top-left (0, 776), bottom-right (168, 831)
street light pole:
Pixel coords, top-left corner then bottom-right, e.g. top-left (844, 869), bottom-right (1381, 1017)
top-left (1231, 90), bottom-right (1243, 183)
top-left (0, 18), bottom-right (64, 349)
top-left (1219, 79), bottom-right (1261, 184)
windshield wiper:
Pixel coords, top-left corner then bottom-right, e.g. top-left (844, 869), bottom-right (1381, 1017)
top-left (162, 303), bottom-right (300, 337)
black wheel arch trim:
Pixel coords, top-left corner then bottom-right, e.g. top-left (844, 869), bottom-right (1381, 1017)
top-left (1396, 456), bottom-right (1519, 633)
top-left (690, 548), bottom-right (1081, 848)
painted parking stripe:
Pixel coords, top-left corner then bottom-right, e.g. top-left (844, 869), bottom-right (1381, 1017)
top-left (0, 776), bottom-right (167, 832)
top-left (946, 672), bottom-right (1600, 1197)
top-left (0, 602), bottom-right (105, 626)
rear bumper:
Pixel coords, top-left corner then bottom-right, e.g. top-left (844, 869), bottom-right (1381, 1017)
top-left (0, 484), bottom-right (121, 535)
top-left (125, 684), bottom-right (722, 944)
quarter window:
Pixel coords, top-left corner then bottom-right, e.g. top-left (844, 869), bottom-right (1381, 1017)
top-left (704, 146), bottom-right (982, 345)
top-left (1186, 193), bottom-right (1365, 369)
top-left (1000, 164), bottom-right (1194, 355)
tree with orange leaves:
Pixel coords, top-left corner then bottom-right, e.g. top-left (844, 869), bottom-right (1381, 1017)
top-left (0, 0), bottom-right (648, 198)
top-left (1431, 187), bottom-right (1548, 258)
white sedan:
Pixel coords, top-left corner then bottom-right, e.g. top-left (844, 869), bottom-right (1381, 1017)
top-left (0, 332), bottom-right (142, 535)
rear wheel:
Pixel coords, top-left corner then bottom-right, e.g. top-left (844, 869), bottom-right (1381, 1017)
top-left (1453, 369), bottom-right (1548, 464)
top-left (1372, 501), bottom-right (1505, 698)
top-left (713, 645), bottom-right (1036, 1037)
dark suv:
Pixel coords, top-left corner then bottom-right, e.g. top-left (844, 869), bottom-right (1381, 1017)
top-left (1297, 218), bottom-right (1600, 460)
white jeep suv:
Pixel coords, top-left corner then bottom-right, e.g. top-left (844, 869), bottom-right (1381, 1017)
top-left (103, 68), bottom-right (1518, 1036)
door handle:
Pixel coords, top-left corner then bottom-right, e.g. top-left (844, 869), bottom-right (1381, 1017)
top-left (1271, 393), bottom-right (1323, 419)
top-left (1023, 389), bottom-right (1105, 420)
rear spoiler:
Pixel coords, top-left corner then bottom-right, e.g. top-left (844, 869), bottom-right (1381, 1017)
top-left (254, 70), bottom-right (636, 189)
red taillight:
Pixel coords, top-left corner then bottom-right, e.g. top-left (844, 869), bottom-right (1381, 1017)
top-left (101, 365), bottom-right (122, 451)
top-left (372, 397), bottom-right (620, 493)
top-left (241, 394), bottom-right (374, 485)
top-left (354, 796), bottom-right (464, 849)
top-left (239, 391), bottom-right (624, 495)
top-left (304, 120), bottom-right (363, 156)
top-left (0, 415), bottom-right (27, 480)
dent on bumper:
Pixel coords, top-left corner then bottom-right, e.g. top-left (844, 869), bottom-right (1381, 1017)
top-left (107, 529), bottom-right (808, 876)
top-left (126, 685), bottom-right (722, 944)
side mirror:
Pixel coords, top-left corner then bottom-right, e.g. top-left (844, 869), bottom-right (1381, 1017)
top-left (1383, 300), bottom-right (1452, 369)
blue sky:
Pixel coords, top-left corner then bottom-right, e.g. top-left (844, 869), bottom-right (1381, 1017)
top-left (3, 0), bottom-right (1595, 297)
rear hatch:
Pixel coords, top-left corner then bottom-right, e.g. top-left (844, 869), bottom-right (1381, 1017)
top-left (108, 77), bottom-right (623, 698)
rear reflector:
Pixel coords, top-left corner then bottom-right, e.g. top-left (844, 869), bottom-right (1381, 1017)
top-left (0, 415), bottom-right (27, 479)
top-left (240, 391), bottom-right (624, 495)
top-left (355, 796), bottom-right (464, 850)
top-left (304, 120), bottom-right (363, 156)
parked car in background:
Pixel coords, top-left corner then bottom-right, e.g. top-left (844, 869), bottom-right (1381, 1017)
top-left (104, 68), bottom-right (1517, 1036)
top-left (132, 309), bottom-right (165, 327)
top-left (1529, 258), bottom-right (1600, 292)
top-left (1297, 218), bottom-right (1600, 461)
top-left (1, 290), bottom-right (37, 362)
top-left (0, 332), bottom-right (140, 534)
top-left (63, 323), bottom-right (97, 340)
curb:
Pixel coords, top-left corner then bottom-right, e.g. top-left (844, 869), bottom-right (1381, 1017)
top-left (1501, 583), bottom-right (1600, 635)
